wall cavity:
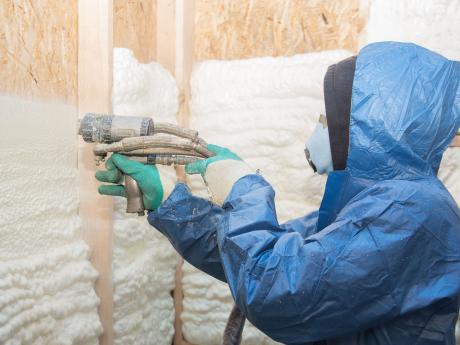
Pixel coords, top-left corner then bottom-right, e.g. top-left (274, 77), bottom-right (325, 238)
top-left (0, 96), bottom-right (101, 344)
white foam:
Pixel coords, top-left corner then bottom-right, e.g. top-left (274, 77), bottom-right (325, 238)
top-left (113, 48), bottom-right (179, 118)
top-left (0, 95), bottom-right (101, 344)
top-left (111, 48), bottom-right (179, 345)
top-left (189, 50), bottom-right (353, 220)
top-left (361, 0), bottom-right (460, 61)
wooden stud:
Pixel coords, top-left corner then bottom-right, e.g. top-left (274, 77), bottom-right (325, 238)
top-left (173, 259), bottom-right (194, 345)
top-left (156, 0), bottom-right (176, 75)
top-left (174, 0), bottom-right (195, 128)
top-left (78, 1), bottom-right (114, 345)
top-left (156, 0), bottom-right (195, 125)
top-left (450, 134), bottom-right (460, 147)
top-left (156, 1), bottom-right (196, 343)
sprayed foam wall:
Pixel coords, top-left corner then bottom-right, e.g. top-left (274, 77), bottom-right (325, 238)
top-left (362, 0), bottom-right (460, 61)
top-left (0, 96), bottom-right (101, 344)
top-left (111, 48), bottom-right (179, 345)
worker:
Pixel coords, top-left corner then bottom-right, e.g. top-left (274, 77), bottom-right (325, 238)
top-left (96, 42), bottom-right (460, 344)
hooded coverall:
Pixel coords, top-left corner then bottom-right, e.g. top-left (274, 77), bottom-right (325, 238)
top-left (148, 42), bottom-right (460, 345)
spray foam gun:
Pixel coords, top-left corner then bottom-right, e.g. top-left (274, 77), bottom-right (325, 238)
top-left (78, 113), bottom-right (214, 216)
top-left (79, 113), bottom-right (245, 345)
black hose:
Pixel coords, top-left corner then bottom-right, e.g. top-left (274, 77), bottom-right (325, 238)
top-left (222, 304), bottom-right (246, 345)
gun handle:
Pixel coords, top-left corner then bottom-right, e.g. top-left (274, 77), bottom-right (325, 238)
top-left (125, 175), bottom-right (145, 216)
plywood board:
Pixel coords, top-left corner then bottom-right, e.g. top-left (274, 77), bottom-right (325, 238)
top-left (0, 0), bottom-right (77, 104)
top-left (195, 0), bottom-right (365, 60)
top-left (114, 0), bottom-right (156, 63)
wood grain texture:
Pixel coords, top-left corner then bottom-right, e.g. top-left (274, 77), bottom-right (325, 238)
top-left (0, 0), bottom-right (77, 103)
top-left (173, 259), bottom-right (193, 345)
top-left (156, 0), bottom-right (176, 75)
top-left (195, 0), bottom-right (365, 60)
top-left (450, 135), bottom-right (460, 147)
top-left (78, 1), bottom-right (114, 344)
top-left (114, 0), bottom-right (156, 63)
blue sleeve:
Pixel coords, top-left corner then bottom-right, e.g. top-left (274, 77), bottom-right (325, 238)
top-left (217, 175), bottom-right (460, 344)
top-left (148, 182), bottom-right (319, 283)
top-left (148, 183), bottom-right (226, 282)
top-left (280, 210), bottom-right (319, 238)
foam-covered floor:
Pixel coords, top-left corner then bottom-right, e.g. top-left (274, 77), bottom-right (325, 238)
top-left (111, 48), bottom-right (179, 345)
top-left (0, 96), bottom-right (101, 344)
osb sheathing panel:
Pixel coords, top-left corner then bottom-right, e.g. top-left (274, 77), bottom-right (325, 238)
top-left (0, 0), bottom-right (77, 104)
top-left (195, 0), bottom-right (365, 60)
top-left (114, 0), bottom-right (156, 63)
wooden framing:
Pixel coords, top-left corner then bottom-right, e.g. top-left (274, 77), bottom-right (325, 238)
top-left (114, 0), bottom-right (157, 63)
top-left (156, 0), bottom-right (195, 124)
top-left (155, 1), bottom-right (195, 344)
top-left (450, 134), bottom-right (460, 147)
top-left (77, 1), bottom-right (114, 344)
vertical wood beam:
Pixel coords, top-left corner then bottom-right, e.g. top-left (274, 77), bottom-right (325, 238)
top-left (175, 0), bottom-right (195, 128)
top-left (156, 0), bottom-right (195, 125)
top-left (156, 1), bottom-right (195, 344)
top-left (78, 1), bottom-right (114, 345)
top-left (450, 134), bottom-right (460, 147)
top-left (156, 0), bottom-right (176, 74)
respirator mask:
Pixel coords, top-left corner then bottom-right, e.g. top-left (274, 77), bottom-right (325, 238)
top-left (304, 114), bottom-right (334, 175)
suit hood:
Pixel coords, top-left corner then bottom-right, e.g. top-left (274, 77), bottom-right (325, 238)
top-left (346, 42), bottom-right (460, 180)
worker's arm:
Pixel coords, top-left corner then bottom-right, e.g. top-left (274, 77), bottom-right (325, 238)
top-left (217, 174), bottom-right (460, 344)
top-left (150, 144), bottom-right (320, 283)
top-left (148, 182), bottom-right (319, 283)
top-left (148, 183), bottom-right (227, 281)
top-left (96, 152), bottom-right (319, 282)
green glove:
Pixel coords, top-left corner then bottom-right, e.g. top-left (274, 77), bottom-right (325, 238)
top-left (95, 153), bottom-right (164, 211)
top-left (185, 144), bottom-right (252, 206)
top-left (185, 144), bottom-right (242, 176)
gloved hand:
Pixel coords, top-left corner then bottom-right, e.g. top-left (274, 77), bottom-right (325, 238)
top-left (96, 153), bottom-right (168, 211)
top-left (186, 144), bottom-right (253, 206)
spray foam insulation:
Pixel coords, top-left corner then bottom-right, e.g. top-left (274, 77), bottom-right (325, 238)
top-left (0, 96), bottom-right (101, 344)
top-left (361, 0), bottom-right (460, 61)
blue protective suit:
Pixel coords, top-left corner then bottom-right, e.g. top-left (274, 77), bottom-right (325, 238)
top-left (149, 42), bottom-right (460, 344)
